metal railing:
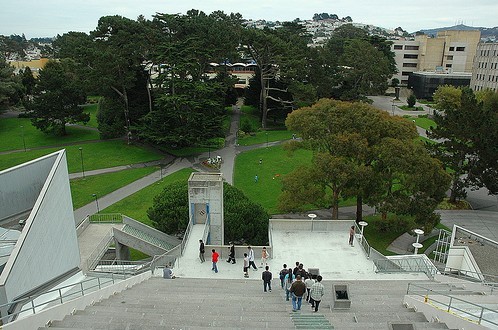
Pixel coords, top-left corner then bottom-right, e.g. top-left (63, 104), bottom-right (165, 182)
top-left (180, 219), bottom-right (193, 255)
top-left (439, 267), bottom-right (498, 292)
top-left (375, 255), bottom-right (438, 279)
top-left (0, 275), bottom-right (119, 324)
top-left (89, 213), bottom-right (123, 223)
top-left (85, 230), bottom-right (114, 271)
top-left (354, 223), bottom-right (370, 258)
top-left (406, 282), bottom-right (498, 327)
top-left (93, 260), bottom-right (152, 276)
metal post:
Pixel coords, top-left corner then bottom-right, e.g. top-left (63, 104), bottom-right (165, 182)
top-left (308, 213), bottom-right (317, 232)
top-left (92, 194), bottom-right (100, 213)
top-left (79, 147), bottom-right (85, 178)
top-left (21, 125), bottom-right (26, 151)
top-left (447, 297), bottom-right (453, 312)
top-left (80, 282), bottom-right (84, 296)
top-left (59, 288), bottom-right (63, 304)
top-left (31, 299), bottom-right (36, 315)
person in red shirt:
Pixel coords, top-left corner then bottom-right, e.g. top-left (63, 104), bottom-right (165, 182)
top-left (211, 249), bottom-right (219, 273)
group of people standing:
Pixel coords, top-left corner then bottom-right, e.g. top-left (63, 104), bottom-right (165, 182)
top-left (280, 262), bottom-right (325, 312)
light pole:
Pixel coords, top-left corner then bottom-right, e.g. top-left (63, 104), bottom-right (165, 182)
top-left (308, 213), bottom-right (317, 231)
top-left (92, 194), bottom-right (100, 213)
top-left (358, 221), bottom-right (368, 245)
top-left (413, 229), bottom-right (424, 255)
top-left (79, 147), bottom-right (85, 178)
top-left (21, 125), bottom-right (26, 151)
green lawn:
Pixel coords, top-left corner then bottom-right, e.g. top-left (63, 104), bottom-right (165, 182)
top-left (0, 140), bottom-right (163, 173)
top-left (70, 167), bottom-right (159, 209)
top-left (412, 117), bottom-right (437, 131)
top-left (234, 145), bottom-right (313, 214)
top-left (101, 168), bottom-right (195, 226)
top-left (0, 117), bottom-right (100, 152)
top-left (237, 130), bottom-right (296, 146)
top-left (83, 104), bottom-right (99, 128)
top-left (362, 214), bottom-right (410, 256)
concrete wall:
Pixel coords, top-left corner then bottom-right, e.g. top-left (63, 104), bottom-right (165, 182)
top-left (188, 173), bottom-right (224, 245)
top-left (269, 219), bottom-right (353, 232)
top-left (0, 150), bottom-right (80, 304)
top-left (0, 153), bottom-right (58, 220)
top-left (122, 216), bottom-right (180, 247)
top-left (445, 246), bottom-right (483, 281)
top-left (112, 228), bottom-right (166, 258)
top-left (3, 272), bottom-right (151, 330)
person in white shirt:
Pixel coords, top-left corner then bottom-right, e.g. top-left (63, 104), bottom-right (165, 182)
top-left (304, 274), bottom-right (315, 302)
top-left (247, 246), bottom-right (257, 271)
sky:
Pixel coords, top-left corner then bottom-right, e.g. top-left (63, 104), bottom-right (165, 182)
top-left (1, 0), bottom-right (497, 39)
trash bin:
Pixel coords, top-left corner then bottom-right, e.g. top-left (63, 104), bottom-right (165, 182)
top-left (333, 284), bottom-right (351, 309)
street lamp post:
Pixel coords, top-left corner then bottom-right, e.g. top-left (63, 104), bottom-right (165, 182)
top-left (79, 147), bottom-right (85, 179)
top-left (21, 125), bottom-right (26, 152)
top-left (308, 213), bottom-right (317, 231)
top-left (413, 229), bottom-right (424, 255)
top-left (92, 194), bottom-right (100, 213)
top-left (358, 221), bottom-right (368, 245)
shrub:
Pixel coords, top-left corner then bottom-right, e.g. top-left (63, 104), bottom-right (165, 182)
top-left (407, 94), bottom-right (417, 108)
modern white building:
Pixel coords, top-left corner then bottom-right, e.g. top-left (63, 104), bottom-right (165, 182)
top-left (0, 150), bottom-right (80, 317)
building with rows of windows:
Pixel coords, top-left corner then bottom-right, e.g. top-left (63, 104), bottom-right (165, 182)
top-left (471, 42), bottom-right (498, 92)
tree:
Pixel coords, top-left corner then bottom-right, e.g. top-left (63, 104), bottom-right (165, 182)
top-left (407, 94), bottom-right (417, 107)
top-left (430, 86), bottom-right (498, 198)
top-left (283, 98), bottom-right (449, 228)
top-left (148, 181), bottom-right (269, 245)
top-left (0, 57), bottom-right (23, 109)
top-left (20, 66), bottom-right (35, 96)
top-left (28, 59), bottom-right (88, 135)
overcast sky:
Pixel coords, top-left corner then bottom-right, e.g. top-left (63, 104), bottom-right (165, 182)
top-left (1, 0), bottom-right (497, 38)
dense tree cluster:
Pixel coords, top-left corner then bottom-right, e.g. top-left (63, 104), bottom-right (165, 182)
top-left (281, 98), bottom-right (450, 231)
top-left (430, 86), bottom-right (498, 199)
top-left (148, 181), bottom-right (269, 245)
top-left (20, 11), bottom-right (394, 141)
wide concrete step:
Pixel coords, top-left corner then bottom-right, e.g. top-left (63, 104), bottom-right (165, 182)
top-left (37, 277), bottom-right (458, 329)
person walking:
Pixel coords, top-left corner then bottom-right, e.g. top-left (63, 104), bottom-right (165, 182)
top-left (260, 247), bottom-right (269, 267)
top-left (284, 268), bottom-right (294, 301)
top-left (247, 246), bottom-right (257, 271)
top-left (289, 275), bottom-right (307, 312)
top-left (309, 275), bottom-right (325, 312)
top-left (279, 264), bottom-right (288, 289)
top-left (262, 266), bottom-right (272, 292)
top-left (199, 239), bottom-right (205, 263)
top-left (243, 253), bottom-right (249, 278)
top-left (211, 249), bottom-right (219, 273)
top-left (349, 225), bottom-right (355, 247)
top-left (304, 274), bottom-right (315, 302)
top-left (227, 242), bottom-right (236, 264)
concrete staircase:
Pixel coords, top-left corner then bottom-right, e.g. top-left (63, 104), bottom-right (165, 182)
top-left (38, 277), bottom-right (457, 329)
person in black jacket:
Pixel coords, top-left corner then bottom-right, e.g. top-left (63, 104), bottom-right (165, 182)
top-left (226, 242), bottom-right (236, 264)
top-left (199, 239), bottom-right (205, 263)
top-left (262, 266), bottom-right (272, 292)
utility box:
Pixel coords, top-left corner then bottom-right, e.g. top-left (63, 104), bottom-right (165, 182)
top-left (308, 268), bottom-right (320, 279)
top-left (333, 284), bottom-right (351, 309)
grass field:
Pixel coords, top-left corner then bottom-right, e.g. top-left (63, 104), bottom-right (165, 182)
top-left (101, 168), bottom-right (195, 226)
top-left (70, 167), bottom-right (159, 209)
top-left (83, 104), bottom-right (99, 128)
top-left (412, 117), bottom-right (437, 131)
top-left (0, 140), bottom-right (163, 173)
top-left (234, 144), bottom-right (314, 214)
top-left (237, 129), bottom-right (296, 146)
top-left (0, 117), bottom-right (100, 152)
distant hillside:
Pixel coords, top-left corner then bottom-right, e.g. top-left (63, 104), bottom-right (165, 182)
top-left (416, 24), bottom-right (498, 40)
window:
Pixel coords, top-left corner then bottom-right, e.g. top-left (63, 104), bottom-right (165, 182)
top-left (401, 71), bottom-right (412, 76)
top-left (403, 54), bottom-right (418, 59)
top-left (446, 55), bottom-right (453, 60)
top-left (403, 63), bottom-right (417, 67)
top-left (393, 45), bottom-right (403, 50)
top-left (405, 45), bottom-right (419, 50)
top-left (446, 64), bottom-right (452, 68)
top-left (449, 47), bottom-right (455, 51)
top-left (456, 47), bottom-right (465, 51)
